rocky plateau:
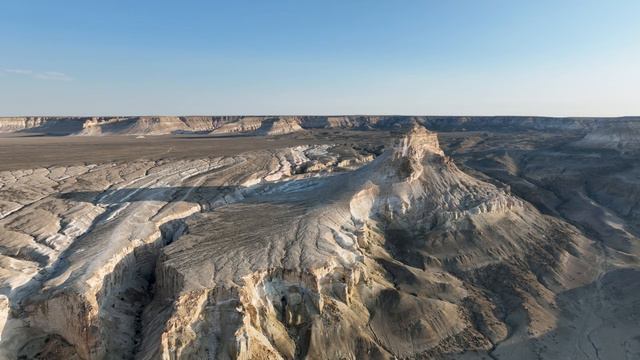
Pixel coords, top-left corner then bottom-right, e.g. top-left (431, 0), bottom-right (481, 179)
top-left (0, 116), bottom-right (638, 360)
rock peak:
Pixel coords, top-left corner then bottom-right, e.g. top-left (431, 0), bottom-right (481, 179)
top-left (393, 124), bottom-right (444, 160)
top-left (382, 124), bottom-right (444, 180)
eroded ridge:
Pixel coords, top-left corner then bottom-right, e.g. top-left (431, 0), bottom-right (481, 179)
top-left (121, 126), bottom-right (595, 359)
top-left (0, 143), bottom-right (377, 359)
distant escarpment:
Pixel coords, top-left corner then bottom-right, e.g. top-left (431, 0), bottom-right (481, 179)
top-left (573, 120), bottom-right (640, 151)
top-left (2, 115), bottom-right (639, 136)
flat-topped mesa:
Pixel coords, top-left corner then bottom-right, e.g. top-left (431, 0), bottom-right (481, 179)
top-left (0, 117), bottom-right (47, 132)
top-left (393, 124), bottom-right (444, 160)
top-left (385, 124), bottom-right (444, 180)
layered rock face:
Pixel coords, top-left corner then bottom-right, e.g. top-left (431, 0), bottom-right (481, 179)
top-left (1, 122), bottom-right (638, 359)
top-left (0, 117), bottom-right (47, 133)
top-left (211, 117), bottom-right (303, 136)
top-left (574, 120), bottom-right (640, 151)
top-left (0, 117), bottom-right (86, 135)
top-left (0, 116), bottom-right (229, 136)
top-left (3, 115), bottom-right (639, 136)
top-left (78, 116), bottom-right (224, 136)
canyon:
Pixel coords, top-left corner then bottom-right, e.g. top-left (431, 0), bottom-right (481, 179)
top-left (0, 116), bottom-right (638, 359)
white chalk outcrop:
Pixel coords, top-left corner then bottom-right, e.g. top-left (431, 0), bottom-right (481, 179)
top-left (211, 117), bottom-right (304, 136)
top-left (134, 125), bottom-right (595, 359)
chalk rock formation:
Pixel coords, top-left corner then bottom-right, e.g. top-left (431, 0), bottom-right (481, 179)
top-left (3, 115), bottom-right (640, 136)
top-left (211, 117), bottom-right (304, 136)
top-left (209, 117), bottom-right (265, 135)
top-left (133, 126), bottom-right (595, 359)
top-left (0, 125), bottom-right (611, 359)
top-left (78, 116), bottom-right (223, 135)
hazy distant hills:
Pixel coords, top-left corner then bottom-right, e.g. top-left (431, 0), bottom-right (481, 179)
top-left (2, 115), bottom-right (640, 137)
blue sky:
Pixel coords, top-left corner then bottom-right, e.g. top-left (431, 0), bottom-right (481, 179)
top-left (1, 1), bottom-right (639, 116)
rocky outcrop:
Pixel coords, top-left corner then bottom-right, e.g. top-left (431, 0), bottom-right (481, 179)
top-left (211, 117), bottom-right (263, 135)
top-left (257, 117), bottom-right (304, 135)
top-left (79, 116), bottom-right (224, 135)
top-left (131, 125), bottom-right (595, 359)
top-left (211, 116), bottom-right (305, 136)
top-left (0, 117), bottom-right (86, 135)
top-left (0, 117), bottom-right (47, 133)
